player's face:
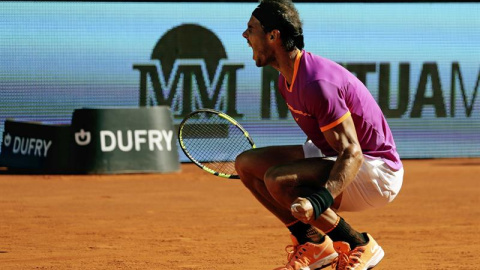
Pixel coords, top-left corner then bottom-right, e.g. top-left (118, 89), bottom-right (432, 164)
top-left (242, 16), bottom-right (273, 67)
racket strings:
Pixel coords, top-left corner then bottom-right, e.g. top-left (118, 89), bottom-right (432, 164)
top-left (181, 113), bottom-right (252, 175)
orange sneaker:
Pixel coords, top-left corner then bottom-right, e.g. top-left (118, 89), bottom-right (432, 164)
top-left (343, 233), bottom-right (384, 270)
top-left (274, 235), bottom-right (338, 270)
top-left (331, 241), bottom-right (351, 270)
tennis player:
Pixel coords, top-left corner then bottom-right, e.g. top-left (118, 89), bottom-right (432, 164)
top-left (237, 1), bottom-right (404, 269)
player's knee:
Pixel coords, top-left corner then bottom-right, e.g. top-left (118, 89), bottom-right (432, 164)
top-left (235, 149), bottom-right (258, 187)
top-left (264, 166), bottom-right (295, 206)
top-left (264, 166), bottom-right (286, 194)
top-left (235, 149), bottom-right (252, 172)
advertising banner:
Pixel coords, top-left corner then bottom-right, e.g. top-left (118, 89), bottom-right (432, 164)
top-left (0, 120), bottom-right (73, 173)
top-left (0, 107), bottom-right (180, 174)
top-left (71, 106), bottom-right (180, 174)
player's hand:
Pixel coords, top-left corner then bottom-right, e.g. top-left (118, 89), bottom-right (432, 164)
top-left (290, 197), bottom-right (314, 223)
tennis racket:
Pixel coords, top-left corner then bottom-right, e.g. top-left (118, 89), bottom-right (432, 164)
top-left (177, 108), bottom-right (256, 179)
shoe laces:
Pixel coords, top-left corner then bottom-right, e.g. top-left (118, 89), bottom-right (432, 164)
top-left (331, 251), bottom-right (349, 270)
top-left (344, 246), bottom-right (366, 270)
top-left (283, 244), bottom-right (311, 269)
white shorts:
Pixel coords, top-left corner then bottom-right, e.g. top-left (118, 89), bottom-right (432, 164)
top-left (302, 140), bottom-right (404, 212)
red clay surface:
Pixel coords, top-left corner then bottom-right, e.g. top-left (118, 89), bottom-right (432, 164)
top-left (0, 158), bottom-right (479, 269)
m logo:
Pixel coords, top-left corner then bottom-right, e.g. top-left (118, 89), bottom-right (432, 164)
top-left (133, 24), bottom-right (244, 118)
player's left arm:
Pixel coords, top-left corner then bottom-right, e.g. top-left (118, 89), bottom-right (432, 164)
top-left (291, 113), bottom-right (364, 223)
top-left (322, 114), bottom-right (364, 198)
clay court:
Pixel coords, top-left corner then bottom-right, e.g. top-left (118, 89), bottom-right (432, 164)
top-left (0, 158), bottom-right (479, 269)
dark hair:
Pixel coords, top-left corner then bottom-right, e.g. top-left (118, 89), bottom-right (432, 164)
top-left (252, 0), bottom-right (304, 51)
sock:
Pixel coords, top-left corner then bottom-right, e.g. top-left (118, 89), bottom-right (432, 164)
top-left (287, 221), bottom-right (325, 244)
top-left (326, 216), bottom-right (367, 249)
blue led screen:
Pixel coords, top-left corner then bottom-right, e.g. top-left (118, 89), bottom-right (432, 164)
top-left (1, 2), bottom-right (479, 160)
